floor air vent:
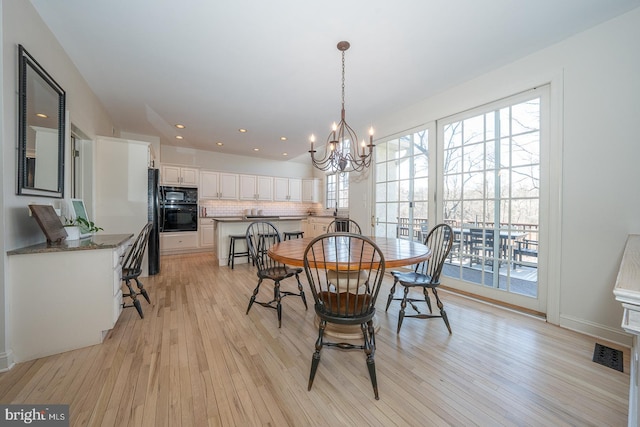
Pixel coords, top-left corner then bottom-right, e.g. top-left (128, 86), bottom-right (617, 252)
top-left (592, 343), bottom-right (623, 372)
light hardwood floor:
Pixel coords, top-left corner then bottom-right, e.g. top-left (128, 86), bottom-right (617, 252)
top-left (0, 253), bottom-right (630, 426)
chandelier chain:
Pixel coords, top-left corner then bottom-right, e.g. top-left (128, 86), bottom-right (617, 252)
top-left (341, 50), bottom-right (346, 110)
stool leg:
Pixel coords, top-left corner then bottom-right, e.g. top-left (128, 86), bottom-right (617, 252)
top-left (231, 238), bottom-right (236, 269)
top-left (228, 237), bottom-right (233, 267)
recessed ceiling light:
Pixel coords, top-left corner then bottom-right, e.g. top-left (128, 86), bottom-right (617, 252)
top-left (36, 113), bottom-right (48, 118)
top-left (253, 148), bottom-right (259, 151)
top-left (175, 135), bottom-right (184, 140)
top-left (175, 124), bottom-right (185, 129)
top-left (280, 136), bottom-right (287, 141)
top-left (239, 128), bottom-right (247, 133)
top-left (282, 152), bottom-right (288, 156)
top-left (216, 142), bottom-right (224, 146)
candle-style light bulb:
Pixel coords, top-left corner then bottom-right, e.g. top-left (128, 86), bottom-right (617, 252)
top-left (361, 139), bottom-right (366, 156)
top-left (369, 126), bottom-right (374, 144)
top-left (309, 134), bottom-right (315, 152)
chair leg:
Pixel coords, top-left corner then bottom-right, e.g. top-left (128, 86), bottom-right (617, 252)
top-left (135, 278), bottom-right (151, 303)
top-left (423, 287), bottom-right (432, 313)
top-left (296, 273), bottom-right (308, 309)
top-left (274, 281), bottom-right (282, 328)
top-left (432, 287), bottom-right (452, 334)
top-left (385, 279), bottom-right (398, 311)
top-left (133, 299), bottom-right (144, 319)
top-left (308, 320), bottom-right (326, 391)
top-left (124, 279), bottom-right (144, 319)
top-left (246, 278), bottom-right (263, 314)
top-left (397, 286), bottom-right (409, 333)
top-left (363, 321), bottom-right (379, 400)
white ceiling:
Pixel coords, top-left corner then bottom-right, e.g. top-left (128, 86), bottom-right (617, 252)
top-left (31, 0), bottom-right (640, 162)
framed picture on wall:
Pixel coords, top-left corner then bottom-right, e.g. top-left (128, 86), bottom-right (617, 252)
top-left (70, 198), bottom-right (92, 237)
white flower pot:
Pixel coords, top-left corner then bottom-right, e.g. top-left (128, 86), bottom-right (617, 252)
top-left (65, 226), bottom-right (81, 240)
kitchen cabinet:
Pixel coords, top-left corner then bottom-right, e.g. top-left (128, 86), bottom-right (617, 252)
top-left (305, 217), bottom-right (335, 238)
top-left (274, 177), bottom-right (302, 202)
top-left (7, 234), bottom-right (132, 362)
top-left (161, 165), bottom-right (198, 186)
top-left (94, 137), bottom-right (150, 246)
top-left (160, 231), bottom-right (199, 253)
top-left (302, 178), bottom-right (320, 203)
top-left (199, 218), bottom-right (215, 248)
top-left (200, 171), bottom-right (238, 199)
top-left (239, 174), bottom-right (273, 201)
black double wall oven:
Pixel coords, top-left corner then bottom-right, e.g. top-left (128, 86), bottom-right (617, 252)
top-left (160, 186), bottom-right (198, 232)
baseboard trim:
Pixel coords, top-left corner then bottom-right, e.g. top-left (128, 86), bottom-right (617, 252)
top-left (0, 350), bottom-right (15, 372)
top-left (560, 314), bottom-right (632, 348)
top-left (439, 286), bottom-right (633, 348)
top-left (440, 285), bottom-right (546, 319)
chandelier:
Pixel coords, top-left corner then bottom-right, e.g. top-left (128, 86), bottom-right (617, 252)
top-left (309, 41), bottom-right (374, 173)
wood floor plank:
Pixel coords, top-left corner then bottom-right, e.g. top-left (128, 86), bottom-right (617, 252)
top-left (0, 252), bottom-right (630, 426)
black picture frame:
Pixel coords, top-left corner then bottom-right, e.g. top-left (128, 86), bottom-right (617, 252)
top-left (17, 44), bottom-right (66, 198)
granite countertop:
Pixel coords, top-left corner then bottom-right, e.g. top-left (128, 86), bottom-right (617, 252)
top-left (7, 233), bottom-right (133, 256)
top-left (207, 216), bottom-right (308, 222)
top-left (203, 215), bottom-right (348, 222)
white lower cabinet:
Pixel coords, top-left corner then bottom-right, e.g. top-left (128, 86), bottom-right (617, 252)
top-left (160, 232), bottom-right (199, 253)
top-left (306, 217), bottom-right (335, 238)
top-left (7, 235), bottom-right (132, 362)
top-left (200, 218), bottom-right (215, 248)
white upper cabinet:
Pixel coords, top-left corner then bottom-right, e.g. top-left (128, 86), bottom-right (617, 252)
top-left (289, 178), bottom-right (302, 202)
top-left (274, 177), bottom-right (302, 202)
top-left (302, 178), bottom-right (320, 203)
top-left (200, 171), bottom-right (238, 200)
top-left (161, 165), bottom-right (198, 186)
top-left (240, 175), bottom-right (273, 201)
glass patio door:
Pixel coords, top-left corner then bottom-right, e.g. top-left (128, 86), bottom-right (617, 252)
top-left (374, 129), bottom-right (430, 242)
top-left (373, 87), bottom-right (547, 313)
top-left (438, 88), bottom-right (546, 312)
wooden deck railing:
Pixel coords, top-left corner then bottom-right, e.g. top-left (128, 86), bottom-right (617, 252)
top-left (396, 217), bottom-right (539, 241)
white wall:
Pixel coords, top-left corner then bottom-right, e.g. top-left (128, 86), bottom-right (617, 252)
top-left (161, 144), bottom-right (315, 179)
top-left (351, 7), bottom-right (640, 345)
top-left (0, 0), bottom-right (115, 370)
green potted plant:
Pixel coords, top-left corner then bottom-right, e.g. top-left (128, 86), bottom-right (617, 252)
top-left (63, 216), bottom-right (103, 240)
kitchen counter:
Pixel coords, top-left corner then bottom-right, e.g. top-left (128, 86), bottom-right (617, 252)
top-left (7, 233), bottom-right (133, 255)
top-left (205, 216), bottom-right (309, 222)
top-left (204, 215), bottom-right (346, 222)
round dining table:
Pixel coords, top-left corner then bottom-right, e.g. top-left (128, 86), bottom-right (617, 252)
top-left (268, 235), bottom-right (432, 339)
top-left (268, 236), bottom-right (432, 269)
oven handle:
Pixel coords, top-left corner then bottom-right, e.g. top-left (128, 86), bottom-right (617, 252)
top-left (160, 206), bottom-right (166, 232)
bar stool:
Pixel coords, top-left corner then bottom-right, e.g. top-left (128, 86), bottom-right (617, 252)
top-left (257, 232), bottom-right (279, 260)
top-left (283, 231), bottom-right (304, 240)
top-left (228, 234), bottom-right (249, 269)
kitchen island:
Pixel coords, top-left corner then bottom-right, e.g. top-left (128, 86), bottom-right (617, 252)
top-left (208, 216), bottom-right (307, 266)
top-left (207, 215), bottom-right (351, 267)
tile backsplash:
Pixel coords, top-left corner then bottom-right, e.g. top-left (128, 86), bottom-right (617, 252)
top-left (199, 200), bottom-right (324, 217)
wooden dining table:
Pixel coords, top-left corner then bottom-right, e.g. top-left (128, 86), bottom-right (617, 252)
top-left (268, 235), bottom-right (432, 339)
top-left (268, 235), bottom-right (432, 269)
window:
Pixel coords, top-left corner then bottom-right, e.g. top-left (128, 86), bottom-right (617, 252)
top-left (326, 172), bottom-right (349, 209)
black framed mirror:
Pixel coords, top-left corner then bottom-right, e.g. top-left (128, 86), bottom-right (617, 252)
top-left (17, 44), bottom-right (66, 198)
